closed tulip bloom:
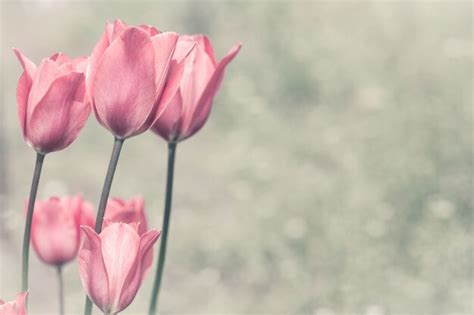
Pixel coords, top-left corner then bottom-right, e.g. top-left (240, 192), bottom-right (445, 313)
top-left (31, 195), bottom-right (94, 266)
top-left (13, 49), bottom-right (90, 154)
top-left (151, 35), bottom-right (241, 142)
top-left (104, 196), bottom-right (148, 235)
top-left (78, 222), bottom-right (160, 314)
top-left (87, 19), bottom-right (192, 139)
top-left (0, 292), bottom-right (28, 315)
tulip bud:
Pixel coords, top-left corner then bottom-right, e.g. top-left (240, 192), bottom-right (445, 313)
top-left (13, 49), bottom-right (90, 154)
top-left (151, 35), bottom-right (241, 142)
top-left (0, 292), bottom-right (28, 315)
top-left (31, 195), bottom-right (94, 266)
top-left (78, 222), bottom-right (160, 314)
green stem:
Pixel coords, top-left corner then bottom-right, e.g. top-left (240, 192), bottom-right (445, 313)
top-left (21, 153), bottom-right (45, 292)
top-left (148, 142), bottom-right (177, 315)
top-left (57, 265), bottom-right (64, 315)
top-left (84, 137), bottom-right (124, 315)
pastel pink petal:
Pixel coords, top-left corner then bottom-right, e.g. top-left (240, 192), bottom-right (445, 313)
top-left (27, 72), bottom-right (89, 153)
top-left (93, 27), bottom-right (157, 139)
top-left (27, 59), bottom-right (63, 117)
top-left (152, 39), bottom-right (196, 123)
top-left (202, 35), bottom-right (218, 67)
top-left (131, 196), bottom-right (148, 234)
top-left (13, 48), bottom-right (37, 80)
top-left (100, 223), bottom-right (140, 311)
top-left (71, 56), bottom-right (89, 72)
top-left (16, 292), bottom-right (28, 315)
top-left (179, 39), bottom-right (216, 129)
top-left (86, 27), bottom-right (110, 104)
top-left (151, 32), bottom-right (179, 97)
top-left (78, 226), bottom-right (110, 312)
top-left (106, 19), bottom-right (128, 43)
top-left (153, 60), bottom-right (185, 124)
top-left (151, 91), bottom-right (184, 141)
top-left (79, 201), bottom-right (95, 227)
top-left (172, 36), bottom-right (197, 63)
top-left (50, 52), bottom-right (71, 65)
top-left (16, 72), bottom-right (30, 138)
top-left (117, 230), bottom-right (160, 312)
top-left (185, 43), bottom-right (241, 139)
top-left (13, 49), bottom-right (37, 136)
top-left (140, 24), bottom-right (159, 36)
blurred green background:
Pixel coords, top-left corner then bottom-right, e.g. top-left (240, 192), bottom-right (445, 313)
top-left (0, 1), bottom-right (472, 314)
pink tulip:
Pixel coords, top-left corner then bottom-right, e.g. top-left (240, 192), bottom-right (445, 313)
top-left (13, 49), bottom-right (90, 154)
top-left (78, 222), bottom-right (160, 314)
top-left (87, 19), bottom-right (193, 139)
top-left (151, 35), bottom-right (241, 142)
top-left (31, 195), bottom-right (94, 266)
top-left (104, 196), bottom-right (148, 235)
top-left (0, 292), bottom-right (28, 315)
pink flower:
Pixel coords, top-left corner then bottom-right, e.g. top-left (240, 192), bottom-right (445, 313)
top-left (31, 195), bottom-right (94, 266)
top-left (13, 49), bottom-right (90, 154)
top-left (78, 222), bottom-right (160, 314)
top-left (87, 19), bottom-right (193, 139)
top-left (0, 292), bottom-right (28, 315)
top-left (104, 196), bottom-right (148, 235)
top-left (151, 35), bottom-right (241, 142)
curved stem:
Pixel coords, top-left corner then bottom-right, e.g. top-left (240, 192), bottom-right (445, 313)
top-left (84, 137), bottom-right (124, 315)
top-left (57, 265), bottom-right (64, 315)
top-left (21, 153), bottom-right (45, 292)
top-left (148, 142), bottom-right (177, 315)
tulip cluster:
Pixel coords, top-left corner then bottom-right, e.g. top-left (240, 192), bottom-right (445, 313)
top-left (7, 19), bottom-right (240, 315)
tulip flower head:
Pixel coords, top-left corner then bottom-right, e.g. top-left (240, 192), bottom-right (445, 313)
top-left (104, 196), bottom-right (148, 235)
top-left (0, 292), bottom-right (28, 315)
top-left (78, 222), bottom-right (160, 314)
top-left (151, 35), bottom-right (241, 142)
top-left (31, 195), bottom-right (94, 266)
top-left (87, 19), bottom-right (194, 139)
top-left (13, 49), bottom-right (90, 154)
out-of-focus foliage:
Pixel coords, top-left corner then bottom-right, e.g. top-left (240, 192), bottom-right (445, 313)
top-left (0, 1), bottom-right (472, 314)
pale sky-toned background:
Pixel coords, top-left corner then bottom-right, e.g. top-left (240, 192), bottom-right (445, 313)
top-left (0, 1), bottom-right (472, 314)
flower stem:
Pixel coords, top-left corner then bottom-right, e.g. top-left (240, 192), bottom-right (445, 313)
top-left (149, 142), bottom-right (177, 315)
top-left (21, 153), bottom-right (45, 292)
top-left (84, 137), bottom-right (124, 315)
top-left (57, 265), bottom-right (64, 315)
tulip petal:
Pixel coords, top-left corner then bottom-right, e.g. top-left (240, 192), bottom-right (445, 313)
top-left (185, 43), bottom-right (241, 139)
top-left (27, 72), bottom-right (89, 153)
top-left (93, 27), bottom-right (157, 139)
top-left (152, 41), bottom-right (196, 125)
top-left (106, 19), bottom-right (127, 43)
top-left (150, 32), bottom-right (179, 97)
top-left (178, 37), bottom-right (216, 133)
top-left (78, 226), bottom-right (110, 312)
top-left (100, 223), bottom-right (140, 311)
top-left (202, 35), bottom-right (218, 67)
top-left (86, 25), bottom-right (111, 105)
top-left (27, 59), bottom-right (63, 117)
top-left (117, 230), bottom-right (160, 312)
top-left (13, 49), bottom-right (37, 136)
top-left (50, 52), bottom-right (71, 65)
top-left (13, 48), bottom-right (37, 80)
top-left (16, 292), bottom-right (28, 315)
top-left (151, 91), bottom-right (184, 141)
top-left (140, 24), bottom-right (159, 36)
top-left (16, 72), bottom-right (30, 138)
